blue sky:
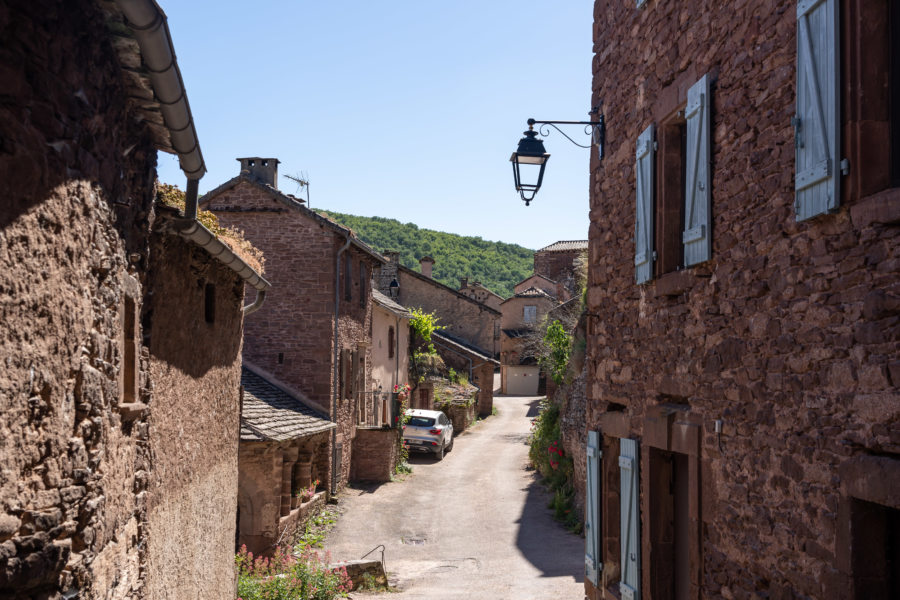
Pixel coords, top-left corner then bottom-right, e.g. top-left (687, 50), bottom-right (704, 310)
top-left (157, 1), bottom-right (594, 250)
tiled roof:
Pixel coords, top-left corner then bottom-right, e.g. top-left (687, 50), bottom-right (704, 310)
top-left (372, 289), bottom-right (412, 318)
top-left (240, 367), bottom-right (334, 442)
top-left (503, 286), bottom-right (556, 302)
top-left (537, 240), bottom-right (589, 253)
top-left (433, 331), bottom-right (499, 365)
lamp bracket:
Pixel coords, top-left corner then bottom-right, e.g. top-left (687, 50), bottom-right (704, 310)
top-left (527, 106), bottom-right (606, 159)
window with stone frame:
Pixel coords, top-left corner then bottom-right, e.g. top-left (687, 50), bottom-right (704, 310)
top-left (359, 262), bottom-right (368, 308)
top-left (634, 74), bottom-right (711, 284)
top-left (523, 305), bottom-right (537, 323)
top-left (343, 255), bottom-right (352, 302)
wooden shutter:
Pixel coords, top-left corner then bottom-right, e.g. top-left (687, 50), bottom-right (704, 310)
top-left (683, 74), bottom-right (712, 266)
top-left (585, 431), bottom-right (602, 585)
top-left (635, 124), bottom-right (655, 284)
top-left (794, 0), bottom-right (840, 220)
top-left (619, 438), bottom-right (641, 600)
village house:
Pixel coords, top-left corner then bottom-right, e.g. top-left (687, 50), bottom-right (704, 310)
top-left (378, 252), bottom-right (502, 358)
top-left (0, 1), bottom-right (269, 598)
top-left (458, 278), bottom-right (504, 311)
top-left (201, 159), bottom-right (393, 493)
top-left (514, 272), bottom-right (564, 301)
top-left (581, 1), bottom-right (899, 599)
top-left (377, 252), bottom-right (500, 414)
top-left (371, 289), bottom-right (413, 423)
top-left (533, 240), bottom-right (588, 299)
top-left (499, 286), bottom-right (559, 395)
top-left (236, 365), bottom-right (333, 555)
top-left (431, 331), bottom-right (500, 418)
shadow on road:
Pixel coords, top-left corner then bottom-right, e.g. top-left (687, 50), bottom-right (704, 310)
top-left (514, 472), bottom-right (584, 583)
top-left (525, 397), bottom-right (544, 418)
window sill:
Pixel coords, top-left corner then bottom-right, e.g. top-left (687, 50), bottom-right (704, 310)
top-left (850, 187), bottom-right (900, 229)
top-left (653, 270), bottom-right (696, 297)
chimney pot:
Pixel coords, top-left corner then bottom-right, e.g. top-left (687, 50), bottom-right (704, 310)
top-left (237, 157), bottom-right (280, 189)
top-left (419, 256), bottom-right (434, 278)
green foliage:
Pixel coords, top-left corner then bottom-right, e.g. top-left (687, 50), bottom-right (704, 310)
top-left (409, 308), bottom-right (442, 357)
top-left (540, 320), bottom-right (572, 385)
top-left (319, 210), bottom-right (534, 297)
top-left (528, 399), bottom-right (582, 534)
top-left (447, 368), bottom-right (467, 385)
top-left (294, 507), bottom-right (339, 551)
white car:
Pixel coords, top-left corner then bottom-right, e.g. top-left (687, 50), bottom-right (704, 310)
top-left (402, 409), bottom-right (454, 459)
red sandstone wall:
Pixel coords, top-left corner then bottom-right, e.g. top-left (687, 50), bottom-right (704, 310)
top-left (207, 185), bottom-right (377, 489)
top-left (586, 1), bottom-right (899, 598)
top-left (0, 2), bottom-right (157, 596)
top-left (143, 220), bottom-right (245, 598)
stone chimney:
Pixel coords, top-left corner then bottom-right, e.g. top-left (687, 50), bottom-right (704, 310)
top-left (419, 256), bottom-right (434, 278)
top-left (378, 251), bottom-right (400, 294)
top-left (238, 157), bottom-right (280, 189)
top-left (459, 277), bottom-right (468, 290)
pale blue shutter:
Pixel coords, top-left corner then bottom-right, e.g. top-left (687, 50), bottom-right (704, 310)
top-left (635, 125), bottom-right (655, 284)
top-left (585, 431), bottom-right (602, 585)
top-left (619, 438), bottom-right (640, 600)
top-left (794, 0), bottom-right (840, 220)
top-left (683, 74), bottom-right (712, 266)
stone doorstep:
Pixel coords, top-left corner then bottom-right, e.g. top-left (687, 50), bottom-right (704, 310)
top-left (329, 558), bottom-right (388, 591)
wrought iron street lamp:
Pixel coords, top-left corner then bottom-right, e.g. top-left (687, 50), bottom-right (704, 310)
top-left (510, 106), bottom-right (605, 205)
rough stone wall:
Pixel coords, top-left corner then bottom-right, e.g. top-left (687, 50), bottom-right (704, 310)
top-left (207, 185), bottom-right (377, 490)
top-left (586, 1), bottom-right (899, 598)
top-left (534, 249), bottom-right (581, 295)
top-left (350, 428), bottom-right (398, 482)
top-left (237, 433), bottom-right (329, 555)
top-left (397, 269), bottom-right (499, 356)
top-left (206, 184), bottom-right (336, 412)
top-left (142, 217), bottom-right (245, 600)
top-left (0, 2), bottom-right (157, 597)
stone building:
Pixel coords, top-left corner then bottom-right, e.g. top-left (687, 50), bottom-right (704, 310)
top-left (202, 159), bottom-right (387, 493)
top-left (378, 253), bottom-right (501, 358)
top-left (515, 273), bottom-right (565, 302)
top-left (432, 332), bottom-right (500, 417)
top-left (458, 278), bottom-right (504, 311)
top-left (371, 290), bottom-right (412, 424)
top-left (581, 1), bottom-right (899, 599)
top-left (0, 1), bottom-right (268, 598)
top-left (533, 240), bottom-right (588, 298)
top-left (237, 366), bottom-right (333, 555)
top-left (499, 287), bottom-right (558, 395)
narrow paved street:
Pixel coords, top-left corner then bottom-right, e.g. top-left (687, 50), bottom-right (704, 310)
top-left (324, 393), bottom-right (584, 600)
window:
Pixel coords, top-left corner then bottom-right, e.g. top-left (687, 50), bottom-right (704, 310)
top-left (388, 326), bottom-right (395, 359)
top-left (635, 74), bottom-right (711, 284)
top-left (343, 256), bottom-right (352, 302)
top-left (523, 305), bottom-right (537, 323)
top-left (359, 262), bottom-right (368, 308)
top-left (204, 283), bottom-right (215, 324)
top-left (122, 296), bottom-right (137, 404)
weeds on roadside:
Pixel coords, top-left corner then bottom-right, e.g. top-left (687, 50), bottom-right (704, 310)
top-left (528, 398), bottom-right (583, 534)
top-left (295, 507), bottom-right (339, 551)
top-left (235, 544), bottom-right (351, 600)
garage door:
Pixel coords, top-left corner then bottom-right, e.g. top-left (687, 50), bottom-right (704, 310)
top-left (507, 365), bottom-right (540, 396)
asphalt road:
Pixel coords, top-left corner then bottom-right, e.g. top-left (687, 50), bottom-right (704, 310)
top-left (323, 392), bottom-right (585, 600)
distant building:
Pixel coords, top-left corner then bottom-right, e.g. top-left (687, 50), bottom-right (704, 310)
top-left (499, 286), bottom-right (558, 395)
top-left (533, 240), bottom-right (587, 298)
top-left (458, 278), bottom-right (504, 311)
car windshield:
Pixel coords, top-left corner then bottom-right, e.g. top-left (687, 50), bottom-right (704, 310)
top-left (407, 416), bottom-right (435, 427)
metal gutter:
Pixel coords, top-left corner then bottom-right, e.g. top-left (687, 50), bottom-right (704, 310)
top-left (116, 0), bottom-right (270, 309)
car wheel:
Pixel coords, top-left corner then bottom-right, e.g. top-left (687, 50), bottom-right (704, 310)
top-left (436, 441), bottom-right (444, 460)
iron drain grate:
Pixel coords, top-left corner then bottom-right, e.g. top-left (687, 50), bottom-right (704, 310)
top-left (401, 535), bottom-right (427, 545)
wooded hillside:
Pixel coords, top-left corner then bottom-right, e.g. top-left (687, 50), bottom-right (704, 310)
top-left (319, 211), bottom-right (533, 298)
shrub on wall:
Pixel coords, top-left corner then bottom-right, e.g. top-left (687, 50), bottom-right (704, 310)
top-left (527, 398), bottom-right (580, 533)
